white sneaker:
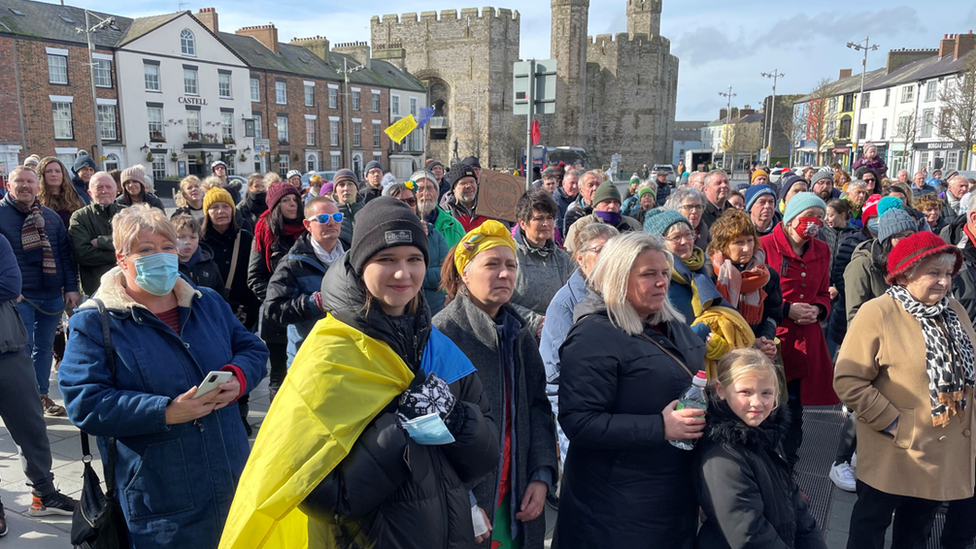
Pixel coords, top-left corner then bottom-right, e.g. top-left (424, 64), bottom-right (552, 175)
top-left (829, 462), bottom-right (856, 492)
top-left (851, 452), bottom-right (857, 469)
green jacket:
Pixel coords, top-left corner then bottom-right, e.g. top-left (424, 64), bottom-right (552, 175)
top-left (432, 206), bottom-right (465, 249)
top-left (69, 202), bottom-right (125, 295)
top-left (843, 239), bottom-right (888, 326)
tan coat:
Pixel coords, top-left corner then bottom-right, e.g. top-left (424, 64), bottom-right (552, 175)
top-left (834, 294), bottom-right (976, 501)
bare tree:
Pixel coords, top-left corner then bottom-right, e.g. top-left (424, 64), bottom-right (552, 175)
top-left (728, 121), bottom-right (764, 167)
top-left (936, 54), bottom-right (976, 170)
top-left (805, 78), bottom-right (836, 165)
top-left (895, 109), bottom-right (918, 171)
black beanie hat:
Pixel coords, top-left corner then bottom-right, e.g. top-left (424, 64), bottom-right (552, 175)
top-left (460, 156), bottom-right (481, 169)
top-left (350, 196), bottom-right (429, 274)
top-left (448, 165), bottom-right (478, 189)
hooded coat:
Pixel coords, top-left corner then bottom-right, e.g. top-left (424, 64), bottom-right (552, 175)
top-left (68, 202), bottom-right (125, 296)
top-left (827, 230), bottom-right (867, 343)
top-left (555, 291), bottom-right (705, 549)
top-left (58, 270), bottom-right (269, 548)
top-left (202, 225), bottom-right (259, 330)
top-left (695, 398), bottom-right (825, 549)
top-left (264, 233), bottom-right (333, 359)
top-left (236, 191), bottom-right (267, 234)
top-left (510, 230), bottom-right (575, 335)
top-left (842, 239), bottom-right (888, 326)
top-left (178, 242), bottom-right (224, 295)
top-left (433, 296), bottom-right (558, 549)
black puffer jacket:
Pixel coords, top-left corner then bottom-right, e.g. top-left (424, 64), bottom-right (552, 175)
top-left (237, 191), bottom-right (267, 234)
top-left (695, 395), bottom-right (825, 549)
top-left (827, 230), bottom-right (867, 344)
top-left (300, 257), bottom-right (499, 549)
top-left (178, 243), bottom-right (224, 296)
top-left (941, 216), bottom-right (976, 322)
top-left (555, 292), bottom-right (705, 549)
top-left (203, 225), bottom-right (259, 330)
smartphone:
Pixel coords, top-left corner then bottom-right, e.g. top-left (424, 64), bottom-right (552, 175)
top-left (191, 371), bottom-right (233, 399)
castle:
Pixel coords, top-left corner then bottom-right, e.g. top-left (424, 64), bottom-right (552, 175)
top-left (371, 0), bottom-right (678, 171)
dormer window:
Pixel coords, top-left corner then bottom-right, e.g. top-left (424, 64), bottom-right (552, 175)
top-left (180, 29), bottom-right (196, 56)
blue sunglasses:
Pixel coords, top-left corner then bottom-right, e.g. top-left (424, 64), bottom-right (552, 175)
top-left (308, 212), bottom-right (344, 224)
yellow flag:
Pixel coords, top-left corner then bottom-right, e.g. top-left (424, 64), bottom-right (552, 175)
top-left (384, 114), bottom-right (418, 144)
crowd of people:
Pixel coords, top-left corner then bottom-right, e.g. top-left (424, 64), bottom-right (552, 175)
top-left (0, 145), bottom-right (974, 549)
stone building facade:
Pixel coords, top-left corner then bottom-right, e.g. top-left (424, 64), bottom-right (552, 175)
top-left (372, 0), bottom-right (678, 172)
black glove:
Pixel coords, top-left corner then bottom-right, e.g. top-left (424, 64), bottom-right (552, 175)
top-left (396, 373), bottom-right (464, 434)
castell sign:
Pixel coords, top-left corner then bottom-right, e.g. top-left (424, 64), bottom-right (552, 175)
top-left (178, 96), bottom-right (208, 106)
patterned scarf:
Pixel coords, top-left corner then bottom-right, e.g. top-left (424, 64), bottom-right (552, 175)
top-left (13, 196), bottom-right (57, 278)
top-left (711, 249), bottom-right (770, 325)
top-left (886, 285), bottom-right (976, 427)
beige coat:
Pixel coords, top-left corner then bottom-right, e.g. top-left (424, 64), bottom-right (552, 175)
top-left (834, 294), bottom-right (976, 501)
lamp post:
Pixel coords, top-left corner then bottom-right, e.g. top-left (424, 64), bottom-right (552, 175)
top-left (78, 11), bottom-right (115, 170)
top-left (761, 70), bottom-right (785, 165)
top-left (336, 57), bottom-right (365, 171)
top-left (847, 36), bottom-right (879, 165)
top-left (719, 85), bottom-right (736, 174)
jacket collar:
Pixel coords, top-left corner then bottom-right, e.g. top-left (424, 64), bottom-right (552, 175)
top-left (703, 391), bottom-right (789, 450)
top-left (81, 266), bottom-right (200, 313)
top-left (441, 294), bottom-right (525, 351)
top-left (287, 233), bottom-right (329, 273)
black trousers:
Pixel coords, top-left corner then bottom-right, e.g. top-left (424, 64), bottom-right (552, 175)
top-left (834, 411), bottom-right (857, 465)
top-left (847, 480), bottom-right (941, 549)
top-left (784, 379), bottom-right (803, 467)
top-left (942, 488), bottom-right (976, 549)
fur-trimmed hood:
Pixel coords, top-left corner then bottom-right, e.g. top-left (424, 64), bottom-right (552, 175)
top-left (80, 266), bottom-right (201, 312)
top-left (702, 390), bottom-right (790, 451)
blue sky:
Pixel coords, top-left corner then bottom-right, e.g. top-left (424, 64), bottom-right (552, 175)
top-left (94, 0), bottom-right (976, 120)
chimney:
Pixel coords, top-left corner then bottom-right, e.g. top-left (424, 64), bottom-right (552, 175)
top-left (956, 30), bottom-right (976, 60)
top-left (290, 36), bottom-right (330, 63)
top-left (940, 33), bottom-right (957, 58)
top-left (740, 107), bottom-right (756, 117)
top-left (236, 24), bottom-right (279, 54)
top-left (196, 7), bottom-right (218, 34)
top-left (719, 108), bottom-right (727, 121)
top-left (886, 48), bottom-right (939, 73)
top-left (839, 68), bottom-right (853, 79)
top-left (332, 41), bottom-right (371, 69)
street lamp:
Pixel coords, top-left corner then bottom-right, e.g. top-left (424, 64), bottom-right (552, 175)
top-left (336, 58), bottom-right (366, 170)
top-left (761, 70), bottom-right (785, 165)
top-left (719, 85), bottom-right (736, 174)
top-left (847, 37), bottom-right (879, 165)
top-left (77, 11), bottom-right (115, 170)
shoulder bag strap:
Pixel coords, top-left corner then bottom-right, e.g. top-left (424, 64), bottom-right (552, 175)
top-left (81, 298), bottom-right (118, 494)
top-left (224, 232), bottom-right (242, 291)
top-left (639, 332), bottom-right (695, 378)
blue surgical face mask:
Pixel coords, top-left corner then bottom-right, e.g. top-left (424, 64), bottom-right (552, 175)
top-left (400, 412), bottom-right (456, 445)
top-left (867, 217), bottom-right (880, 236)
top-left (132, 252), bottom-right (179, 296)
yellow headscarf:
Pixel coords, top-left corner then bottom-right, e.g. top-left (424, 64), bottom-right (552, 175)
top-left (453, 220), bottom-right (517, 274)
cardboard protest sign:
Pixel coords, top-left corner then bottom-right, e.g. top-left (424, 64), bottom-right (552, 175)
top-left (475, 169), bottom-right (525, 223)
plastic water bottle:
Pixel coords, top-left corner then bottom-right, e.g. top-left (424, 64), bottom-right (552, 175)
top-left (670, 370), bottom-right (708, 451)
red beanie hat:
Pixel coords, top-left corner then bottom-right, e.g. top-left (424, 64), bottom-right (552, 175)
top-left (266, 181), bottom-right (301, 212)
top-left (860, 194), bottom-right (882, 226)
top-left (885, 231), bottom-right (963, 284)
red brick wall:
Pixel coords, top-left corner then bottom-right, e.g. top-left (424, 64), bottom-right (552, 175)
top-left (0, 37), bottom-right (24, 150)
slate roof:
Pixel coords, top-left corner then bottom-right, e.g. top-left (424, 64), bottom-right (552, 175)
top-left (0, 0), bottom-right (131, 47)
top-left (863, 49), bottom-right (976, 91)
top-left (794, 68), bottom-right (887, 103)
top-left (116, 11), bottom-right (182, 47)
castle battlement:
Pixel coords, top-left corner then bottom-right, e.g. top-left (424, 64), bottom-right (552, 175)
top-left (371, 7), bottom-right (519, 26)
top-left (588, 32), bottom-right (669, 49)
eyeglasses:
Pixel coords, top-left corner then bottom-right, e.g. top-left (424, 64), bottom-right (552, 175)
top-left (863, 178), bottom-right (876, 183)
top-left (679, 204), bottom-right (704, 213)
top-left (308, 212), bottom-right (344, 224)
top-left (665, 232), bottom-right (696, 244)
top-left (399, 197), bottom-right (417, 207)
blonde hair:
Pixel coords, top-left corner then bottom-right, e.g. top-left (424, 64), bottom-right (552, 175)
top-left (568, 221), bottom-right (618, 256)
top-left (588, 232), bottom-right (684, 335)
top-left (716, 348), bottom-right (781, 407)
top-left (174, 175), bottom-right (201, 207)
top-left (201, 175), bottom-right (224, 192)
top-left (112, 204), bottom-right (179, 256)
top-left (264, 172), bottom-right (281, 185)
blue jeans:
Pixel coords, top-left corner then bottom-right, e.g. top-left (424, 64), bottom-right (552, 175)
top-left (18, 296), bottom-right (64, 395)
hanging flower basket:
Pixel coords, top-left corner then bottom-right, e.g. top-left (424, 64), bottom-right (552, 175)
top-left (146, 152), bottom-right (154, 162)
top-left (239, 153), bottom-right (247, 162)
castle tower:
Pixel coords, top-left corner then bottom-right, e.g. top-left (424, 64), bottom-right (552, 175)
top-left (626, 0), bottom-right (661, 38)
top-left (550, 0), bottom-right (588, 147)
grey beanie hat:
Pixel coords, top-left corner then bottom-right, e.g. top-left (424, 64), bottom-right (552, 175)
top-left (877, 208), bottom-right (917, 244)
top-left (811, 168), bottom-right (834, 185)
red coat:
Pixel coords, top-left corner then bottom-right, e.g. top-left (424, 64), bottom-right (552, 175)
top-left (760, 223), bottom-right (838, 406)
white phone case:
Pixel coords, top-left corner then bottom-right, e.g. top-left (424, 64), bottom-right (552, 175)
top-left (192, 371), bottom-right (233, 399)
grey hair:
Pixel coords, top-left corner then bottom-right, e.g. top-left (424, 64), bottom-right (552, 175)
top-left (847, 179), bottom-right (867, 191)
top-left (688, 171), bottom-right (706, 186)
top-left (900, 252), bottom-right (958, 284)
top-left (663, 186), bottom-right (704, 211)
top-left (564, 167), bottom-right (582, 180)
top-left (568, 222), bottom-right (619, 257)
top-left (588, 232), bottom-right (685, 336)
top-left (705, 169), bottom-right (728, 187)
top-left (409, 170), bottom-right (437, 186)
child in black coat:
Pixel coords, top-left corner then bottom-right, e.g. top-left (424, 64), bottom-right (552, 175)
top-left (173, 214), bottom-right (226, 296)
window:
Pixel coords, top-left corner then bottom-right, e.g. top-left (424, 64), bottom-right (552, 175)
top-left (275, 81), bottom-right (287, 104)
top-left (372, 120), bottom-right (380, 147)
top-left (858, 124), bottom-right (867, 141)
top-left (306, 155), bottom-right (316, 172)
top-left (147, 107), bottom-right (164, 141)
top-left (48, 55), bottom-right (67, 84)
top-left (222, 112), bottom-right (234, 141)
top-left (226, 158), bottom-right (236, 176)
top-left (352, 90), bottom-right (360, 111)
top-left (330, 120), bottom-right (339, 146)
top-left (391, 95), bottom-right (400, 116)
top-left (842, 94), bottom-right (853, 112)
top-left (104, 154), bottom-right (120, 172)
top-left (948, 150), bottom-right (959, 170)
top-left (885, 89), bottom-right (891, 106)
top-left (331, 152), bottom-right (340, 170)
top-left (352, 121), bottom-right (361, 147)
top-left (93, 59), bottom-right (112, 88)
top-left (278, 154), bottom-right (289, 177)
top-left (921, 109), bottom-right (935, 138)
top-left (277, 116), bottom-right (289, 144)
top-left (925, 81), bottom-right (937, 102)
top-left (829, 97), bottom-right (838, 113)
top-left (219, 73), bottom-right (232, 99)
top-left (329, 87), bottom-right (338, 109)
top-left (880, 118), bottom-right (887, 140)
top-left (897, 115), bottom-right (910, 137)
top-left (187, 110), bottom-right (201, 137)
top-left (305, 84), bottom-right (314, 107)
top-left (250, 78), bottom-right (260, 102)
top-left (860, 91), bottom-right (870, 109)
top-left (920, 151), bottom-right (930, 170)
top-left (97, 105), bottom-right (116, 140)
top-left (180, 29), bottom-right (195, 56)
top-left (52, 102), bottom-right (72, 139)
top-left (901, 85), bottom-right (914, 103)
top-left (184, 69), bottom-right (198, 95)
top-left (372, 92), bottom-right (380, 112)
top-left (152, 156), bottom-right (166, 180)
top-left (305, 118), bottom-right (316, 146)
top-left (253, 114), bottom-right (262, 140)
top-left (144, 64), bottom-right (160, 91)
top-left (839, 116), bottom-right (852, 139)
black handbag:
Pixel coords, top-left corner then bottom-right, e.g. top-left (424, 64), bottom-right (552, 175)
top-left (70, 298), bottom-right (129, 548)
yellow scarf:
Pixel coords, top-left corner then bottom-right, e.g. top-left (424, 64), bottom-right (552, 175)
top-left (219, 315), bottom-right (415, 549)
top-left (693, 306), bottom-right (756, 379)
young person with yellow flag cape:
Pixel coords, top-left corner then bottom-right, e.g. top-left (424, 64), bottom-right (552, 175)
top-left (220, 197), bottom-right (499, 549)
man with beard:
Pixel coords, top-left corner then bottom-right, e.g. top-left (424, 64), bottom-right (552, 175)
top-left (360, 160), bottom-right (384, 204)
top-left (701, 169), bottom-right (731, 228)
top-left (563, 169), bottom-right (605, 232)
top-left (439, 164), bottom-right (490, 231)
top-left (238, 173), bottom-right (268, 233)
top-left (810, 168), bottom-right (839, 201)
top-left (425, 159), bottom-right (450, 199)
top-left (332, 169), bottom-right (364, 246)
top-left (553, 168), bottom-right (580, 234)
top-left (745, 184), bottom-right (779, 237)
top-left (413, 170), bottom-right (464, 248)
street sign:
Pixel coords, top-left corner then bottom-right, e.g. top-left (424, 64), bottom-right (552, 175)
top-left (513, 59), bottom-right (557, 116)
